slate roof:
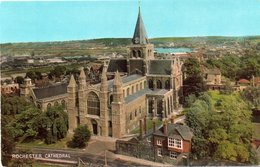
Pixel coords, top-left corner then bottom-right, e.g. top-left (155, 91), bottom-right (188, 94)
top-left (153, 123), bottom-right (193, 141)
top-left (125, 88), bottom-right (152, 103)
top-left (149, 60), bottom-right (172, 75)
top-left (132, 8), bottom-right (149, 44)
top-left (95, 74), bottom-right (144, 90)
top-left (107, 59), bottom-right (127, 73)
top-left (129, 59), bottom-right (144, 74)
top-left (33, 83), bottom-right (68, 100)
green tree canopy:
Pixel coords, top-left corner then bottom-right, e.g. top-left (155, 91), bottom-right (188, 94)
top-left (33, 105), bottom-right (68, 144)
top-left (67, 125), bottom-right (91, 148)
top-left (185, 91), bottom-right (254, 163)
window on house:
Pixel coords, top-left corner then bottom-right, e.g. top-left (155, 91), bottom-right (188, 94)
top-left (157, 139), bottom-right (162, 146)
top-left (168, 138), bottom-right (182, 149)
top-left (169, 151), bottom-right (178, 159)
top-left (157, 148), bottom-right (162, 157)
top-left (135, 110), bottom-right (137, 117)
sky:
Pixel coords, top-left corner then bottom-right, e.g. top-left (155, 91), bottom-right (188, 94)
top-left (0, 0), bottom-right (260, 43)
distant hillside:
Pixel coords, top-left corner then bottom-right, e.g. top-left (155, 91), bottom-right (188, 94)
top-left (1, 36), bottom-right (259, 57)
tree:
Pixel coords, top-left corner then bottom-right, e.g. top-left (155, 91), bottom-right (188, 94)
top-left (50, 66), bottom-right (66, 78)
top-left (1, 95), bottom-right (33, 116)
top-left (33, 105), bottom-right (68, 144)
top-left (7, 107), bottom-right (42, 141)
top-left (183, 57), bottom-right (206, 97)
top-left (1, 116), bottom-right (16, 166)
top-left (25, 71), bottom-right (42, 80)
top-left (67, 125), bottom-right (91, 148)
top-left (185, 91), bottom-right (254, 163)
top-left (241, 86), bottom-right (260, 109)
top-left (15, 76), bottom-right (24, 84)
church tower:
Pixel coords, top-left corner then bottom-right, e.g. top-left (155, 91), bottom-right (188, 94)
top-left (128, 2), bottom-right (154, 75)
top-left (67, 75), bottom-right (78, 133)
top-left (20, 77), bottom-right (34, 97)
top-left (100, 64), bottom-right (109, 136)
top-left (111, 71), bottom-right (125, 138)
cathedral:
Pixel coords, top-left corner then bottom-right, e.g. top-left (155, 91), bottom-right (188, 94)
top-left (67, 6), bottom-right (183, 138)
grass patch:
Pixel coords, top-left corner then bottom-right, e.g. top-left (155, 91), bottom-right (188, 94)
top-left (18, 137), bottom-right (71, 149)
top-left (253, 123), bottom-right (260, 140)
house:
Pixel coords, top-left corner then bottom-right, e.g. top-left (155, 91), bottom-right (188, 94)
top-left (153, 122), bottom-right (193, 162)
top-left (1, 81), bottom-right (19, 95)
top-left (203, 68), bottom-right (223, 90)
top-left (116, 118), bottom-right (193, 165)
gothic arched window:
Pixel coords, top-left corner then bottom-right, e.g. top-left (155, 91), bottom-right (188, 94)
top-left (157, 80), bottom-right (162, 89)
top-left (87, 92), bottom-right (100, 116)
top-left (157, 100), bottom-right (163, 115)
top-left (148, 79), bottom-right (153, 89)
top-left (54, 101), bottom-right (59, 106)
top-left (37, 104), bottom-right (41, 109)
top-left (133, 50), bottom-right (137, 58)
top-left (138, 50), bottom-right (142, 57)
top-left (165, 80), bottom-right (170, 89)
top-left (148, 99), bottom-right (153, 114)
top-left (47, 103), bottom-right (52, 110)
top-left (61, 100), bottom-right (66, 108)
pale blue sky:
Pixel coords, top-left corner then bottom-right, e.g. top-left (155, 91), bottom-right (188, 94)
top-left (1, 0), bottom-right (260, 43)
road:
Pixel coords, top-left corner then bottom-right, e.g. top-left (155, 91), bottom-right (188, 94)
top-left (15, 146), bottom-right (146, 166)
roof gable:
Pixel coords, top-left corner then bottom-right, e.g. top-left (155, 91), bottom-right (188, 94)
top-left (149, 60), bottom-right (172, 75)
top-left (107, 59), bottom-right (127, 73)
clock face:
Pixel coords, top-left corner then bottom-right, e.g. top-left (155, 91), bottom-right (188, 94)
top-left (134, 37), bottom-right (139, 43)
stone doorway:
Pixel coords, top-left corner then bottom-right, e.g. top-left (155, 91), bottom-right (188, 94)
top-left (108, 121), bottom-right (112, 137)
top-left (91, 119), bottom-right (98, 135)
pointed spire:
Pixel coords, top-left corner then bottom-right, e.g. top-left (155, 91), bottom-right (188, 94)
top-left (101, 64), bottom-right (108, 92)
top-left (113, 71), bottom-right (122, 85)
top-left (132, 1), bottom-right (149, 45)
top-left (171, 58), bottom-right (178, 76)
top-left (68, 74), bottom-right (76, 87)
top-left (79, 67), bottom-right (86, 79)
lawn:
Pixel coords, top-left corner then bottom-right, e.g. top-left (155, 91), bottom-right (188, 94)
top-left (18, 137), bottom-right (71, 149)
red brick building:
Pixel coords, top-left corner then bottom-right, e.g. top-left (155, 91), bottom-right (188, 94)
top-left (152, 122), bottom-right (193, 161)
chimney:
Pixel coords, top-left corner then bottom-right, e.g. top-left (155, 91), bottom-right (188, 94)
top-left (171, 115), bottom-right (175, 123)
top-left (144, 115), bottom-right (147, 134)
top-left (163, 121), bottom-right (168, 135)
top-left (153, 121), bottom-right (156, 133)
top-left (139, 119), bottom-right (143, 138)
